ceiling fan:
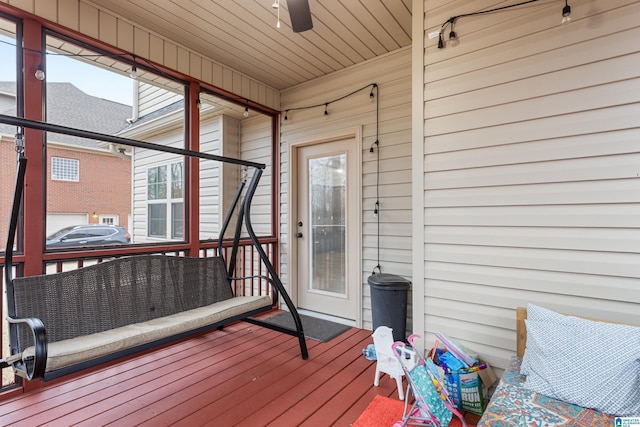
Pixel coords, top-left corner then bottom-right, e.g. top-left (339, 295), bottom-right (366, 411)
top-left (283, 0), bottom-right (313, 32)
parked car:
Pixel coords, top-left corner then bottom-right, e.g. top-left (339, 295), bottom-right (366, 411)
top-left (46, 224), bottom-right (131, 248)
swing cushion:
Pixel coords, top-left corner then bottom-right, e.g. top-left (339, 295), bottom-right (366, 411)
top-left (22, 295), bottom-right (271, 372)
top-left (10, 255), bottom-right (273, 377)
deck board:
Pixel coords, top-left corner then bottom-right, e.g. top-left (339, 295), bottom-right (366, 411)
top-left (177, 329), bottom-right (364, 426)
top-left (0, 319), bottom-right (401, 426)
top-left (0, 317), bottom-right (480, 426)
top-left (2, 327), bottom-right (266, 425)
top-left (230, 330), bottom-right (370, 427)
top-left (76, 331), bottom-right (299, 426)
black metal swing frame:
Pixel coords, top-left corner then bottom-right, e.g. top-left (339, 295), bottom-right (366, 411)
top-left (0, 113), bottom-right (308, 380)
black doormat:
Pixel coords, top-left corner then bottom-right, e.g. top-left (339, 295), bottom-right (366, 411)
top-left (262, 312), bottom-right (351, 342)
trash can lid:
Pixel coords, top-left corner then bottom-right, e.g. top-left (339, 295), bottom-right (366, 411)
top-left (367, 273), bottom-right (411, 290)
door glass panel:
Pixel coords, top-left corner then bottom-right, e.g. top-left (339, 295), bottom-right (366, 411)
top-left (308, 153), bottom-right (346, 295)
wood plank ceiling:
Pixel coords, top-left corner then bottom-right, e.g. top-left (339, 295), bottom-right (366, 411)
top-left (88, 0), bottom-right (413, 91)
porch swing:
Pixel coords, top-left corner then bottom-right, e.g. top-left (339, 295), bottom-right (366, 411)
top-left (0, 113), bottom-right (308, 381)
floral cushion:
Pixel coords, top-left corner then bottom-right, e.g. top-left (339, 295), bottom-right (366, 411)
top-left (478, 357), bottom-right (615, 426)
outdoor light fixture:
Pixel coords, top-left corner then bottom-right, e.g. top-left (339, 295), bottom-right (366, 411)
top-left (129, 65), bottom-right (137, 79)
top-left (14, 129), bottom-right (24, 152)
top-left (438, 17), bottom-right (456, 49)
top-left (34, 64), bottom-right (45, 81)
top-left (438, 32), bottom-right (445, 49)
top-left (448, 30), bottom-right (459, 47)
top-left (436, 0), bottom-right (542, 49)
top-left (284, 110), bottom-right (288, 121)
top-left (561, 0), bottom-right (571, 24)
top-left (369, 139), bottom-right (379, 159)
top-left (272, 0), bottom-right (281, 28)
top-left (324, 103), bottom-right (328, 117)
top-left (367, 143), bottom-right (375, 160)
top-left (243, 105), bottom-right (249, 118)
top-left (448, 19), bottom-right (460, 47)
top-left (196, 97), bottom-right (202, 110)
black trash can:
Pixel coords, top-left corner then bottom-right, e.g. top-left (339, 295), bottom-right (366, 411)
top-left (368, 273), bottom-right (410, 342)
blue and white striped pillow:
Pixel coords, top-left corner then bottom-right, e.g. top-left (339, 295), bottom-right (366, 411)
top-left (521, 304), bottom-right (640, 417)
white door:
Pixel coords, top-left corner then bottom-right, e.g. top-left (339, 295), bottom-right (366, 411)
top-left (295, 136), bottom-right (360, 320)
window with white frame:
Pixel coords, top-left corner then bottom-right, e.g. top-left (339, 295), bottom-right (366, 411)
top-left (147, 161), bottom-right (183, 239)
top-left (99, 215), bottom-right (117, 225)
top-left (51, 157), bottom-right (79, 181)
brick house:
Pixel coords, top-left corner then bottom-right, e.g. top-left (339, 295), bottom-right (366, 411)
top-left (0, 82), bottom-right (132, 243)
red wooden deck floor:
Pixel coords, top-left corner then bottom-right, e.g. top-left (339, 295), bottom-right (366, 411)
top-left (0, 319), bottom-right (393, 426)
top-left (0, 318), bottom-right (481, 426)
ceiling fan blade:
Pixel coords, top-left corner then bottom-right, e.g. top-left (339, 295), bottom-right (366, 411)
top-left (287, 0), bottom-right (313, 33)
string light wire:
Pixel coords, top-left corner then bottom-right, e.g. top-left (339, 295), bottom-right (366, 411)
top-left (0, 38), bottom-right (260, 115)
top-left (281, 82), bottom-right (381, 274)
top-left (282, 82), bottom-right (377, 119)
top-left (3, 37), bottom-right (384, 272)
top-left (437, 0), bottom-right (540, 48)
top-left (372, 83), bottom-right (381, 275)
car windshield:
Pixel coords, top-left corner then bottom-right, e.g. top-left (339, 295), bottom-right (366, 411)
top-left (47, 226), bottom-right (76, 240)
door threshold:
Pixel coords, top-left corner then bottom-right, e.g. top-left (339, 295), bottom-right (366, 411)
top-left (297, 309), bottom-right (356, 327)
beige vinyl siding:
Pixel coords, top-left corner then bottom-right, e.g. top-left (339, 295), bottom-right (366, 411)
top-left (185, 113), bottom-right (273, 289)
top-left (240, 114), bottom-right (273, 237)
top-left (131, 132), bottom-right (184, 242)
top-left (198, 116), bottom-right (223, 241)
top-left (5, 0), bottom-right (279, 110)
top-left (420, 0), bottom-right (640, 372)
top-left (130, 113), bottom-right (245, 243)
top-left (280, 48), bottom-right (412, 328)
top-left (219, 115), bottom-right (241, 239)
top-left (138, 82), bottom-right (182, 118)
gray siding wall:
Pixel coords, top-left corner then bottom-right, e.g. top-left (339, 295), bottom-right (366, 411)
top-left (418, 0), bottom-right (640, 371)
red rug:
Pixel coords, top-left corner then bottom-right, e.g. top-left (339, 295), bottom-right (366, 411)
top-left (352, 395), bottom-right (476, 427)
top-left (352, 395), bottom-right (405, 427)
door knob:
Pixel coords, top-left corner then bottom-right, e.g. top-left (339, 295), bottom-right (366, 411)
top-left (296, 232), bottom-right (303, 238)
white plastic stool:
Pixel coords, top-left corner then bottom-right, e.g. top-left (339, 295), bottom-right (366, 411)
top-left (372, 326), bottom-right (417, 400)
